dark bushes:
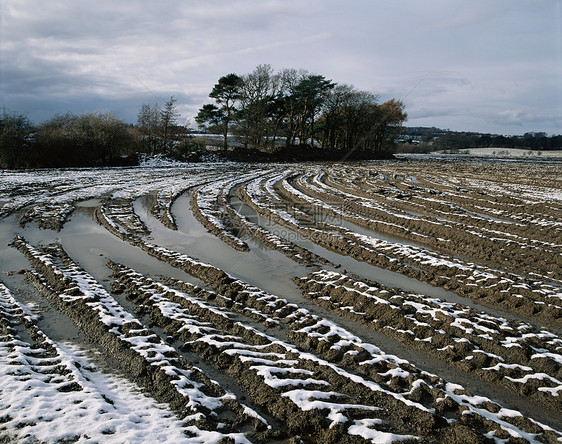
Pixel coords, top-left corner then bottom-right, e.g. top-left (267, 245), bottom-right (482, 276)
top-left (1, 111), bottom-right (138, 168)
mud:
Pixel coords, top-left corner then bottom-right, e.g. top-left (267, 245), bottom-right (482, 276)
top-left (1, 158), bottom-right (561, 443)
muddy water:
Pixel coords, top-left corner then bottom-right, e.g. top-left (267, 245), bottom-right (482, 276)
top-left (140, 195), bottom-right (562, 430)
top-left (134, 194), bottom-right (309, 300)
top-left (232, 195), bottom-right (457, 296)
top-left (0, 208), bottom-right (207, 344)
top-left (0, 214), bottom-right (105, 353)
top-left (75, 198), bottom-right (102, 208)
top-left (230, 196), bottom-right (548, 326)
top-left (0, 208), bottom-right (206, 293)
top-left (0, 215), bottom-right (33, 273)
top-left (4, 210), bottom-right (559, 432)
top-left (61, 209), bottom-right (206, 288)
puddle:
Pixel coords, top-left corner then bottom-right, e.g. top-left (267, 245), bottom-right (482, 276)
top-left (232, 196), bottom-right (457, 298)
top-left (229, 196), bottom-right (546, 324)
top-left (134, 194), bottom-right (309, 300)
top-left (76, 198), bottom-right (102, 208)
top-left (60, 210), bottom-right (207, 288)
top-left (322, 212), bottom-right (429, 250)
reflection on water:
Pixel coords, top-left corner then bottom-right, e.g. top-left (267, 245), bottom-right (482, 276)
top-left (135, 194), bottom-right (309, 300)
top-left (0, 208), bottom-right (206, 290)
top-left (229, 195), bottom-right (508, 311)
top-left (75, 198), bottom-right (102, 208)
top-left (0, 191), bottom-right (526, 324)
top-left (61, 210), bottom-right (206, 288)
top-left (0, 215), bottom-right (37, 273)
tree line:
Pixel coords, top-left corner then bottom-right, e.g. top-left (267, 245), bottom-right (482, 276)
top-left (1, 63), bottom-right (407, 169)
top-left (400, 127), bottom-right (562, 152)
top-left (434, 131), bottom-right (562, 151)
top-left (0, 97), bottom-right (191, 169)
top-left (195, 64), bottom-right (407, 155)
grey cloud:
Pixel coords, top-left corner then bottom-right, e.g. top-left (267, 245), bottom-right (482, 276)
top-left (493, 110), bottom-right (562, 129)
top-left (1, 0), bottom-right (560, 135)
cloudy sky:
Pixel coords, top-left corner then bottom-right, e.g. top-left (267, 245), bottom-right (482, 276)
top-left (1, 0), bottom-right (561, 135)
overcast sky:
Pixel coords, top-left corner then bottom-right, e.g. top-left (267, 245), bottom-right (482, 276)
top-left (1, 0), bottom-right (561, 135)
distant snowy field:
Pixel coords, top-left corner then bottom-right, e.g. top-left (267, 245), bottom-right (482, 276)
top-left (438, 147), bottom-right (562, 157)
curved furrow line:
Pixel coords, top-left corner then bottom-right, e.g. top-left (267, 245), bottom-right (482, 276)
top-left (93, 187), bottom-right (561, 441)
top-left (9, 235), bottom-right (261, 441)
top-left (320, 169), bottom-right (562, 250)
top-left (4, 159), bottom-right (561, 443)
top-left (294, 270), bottom-right (562, 410)
top-left (190, 172), bottom-right (263, 252)
top-left (301, 170), bottom-right (562, 277)
top-left (326, 165), bottom-right (562, 242)
top-left (0, 282), bottom-right (206, 443)
top-left (108, 262), bottom-right (562, 443)
top-left (150, 172), bottom-right (217, 230)
top-left (272, 173), bottom-right (562, 327)
top-left (109, 262), bottom-right (419, 442)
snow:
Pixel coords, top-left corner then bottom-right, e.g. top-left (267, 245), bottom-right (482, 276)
top-left (0, 282), bottom-right (205, 443)
top-left (3, 161), bottom-right (561, 442)
top-left (348, 418), bottom-right (419, 443)
top-left (281, 389), bottom-right (380, 428)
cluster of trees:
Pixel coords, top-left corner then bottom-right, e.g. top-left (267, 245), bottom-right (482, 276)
top-left (135, 97), bottom-right (190, 155)
top-left (0, 65), bottom-right (408, 168)
top-left (196, 65), bottom-right (407, 154)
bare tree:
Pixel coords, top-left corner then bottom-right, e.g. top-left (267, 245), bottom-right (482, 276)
top-left (137, 103), bottom-right (160, 154)
top-left (160, 96), bottom-right (180, 153)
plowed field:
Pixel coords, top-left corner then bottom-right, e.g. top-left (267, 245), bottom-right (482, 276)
top-left (0, 156), bottom-right (560, 443)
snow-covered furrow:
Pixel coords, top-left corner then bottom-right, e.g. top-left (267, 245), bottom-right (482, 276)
top-left (190, 172), bottom-right (264, 251)
top-left (107, 263), bottom-right (562, 443)
top-left (249, 172), bottom-right (562, 324)
top-left (398, 185), bottom-right (562, 253)
top-left (306, 171), bottom-right (562, 265)
top-left (298, 171), bottom-right (438, 241)
top-left (101, 200), bottom-right (150, 236)
top-left (242, 171), bottom-right (315, 229)
top-left (151, 173), bottom-right (217, 229)
top-left (295, 270), bottom-right (562, 407)
top-left (93, 211), bottom-right (553, 439)
top-left (0, 172), bottom-right (100, 219)
top-left (350, 232), bottom-right (562, 312)
top-left (326, 167), bottom-right (562, 245)
top-left (0, 282), bottom-right (210, 443)
top-left (107, 238), bottom-right (560, 442)
top-left (4, 160), bottom-right (560, 442)
top-left (462, 176), bottom-right (562, 205)
top-left (18, 202), bottom-right (76, 231)
top-left (0, 165), bottom-right (238, 230)
top-left (436, 174), bottom-right (562, 229)
top-left (5, 172), bottom-right (159, 229)
top-left (95, 202), bottom-right (234, 286)
top-left (245, 172), bottom-right (562, 326)
top-left (241, 173), bottom-right (323, 232)
top-left (110, 262), bottom-right (420, 441)
top-left (367, 191), bottom-right (561, 252)
top-left (209, 175), bottom-right (333, 267)
top-left (227, 198), bottom-right (334, 267)
top-left (9, 235), bottom-right (257, 439)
